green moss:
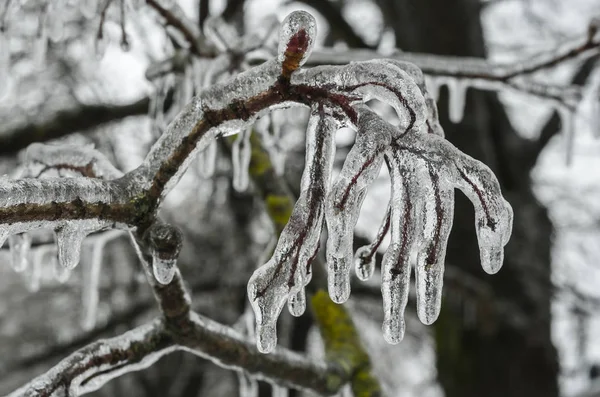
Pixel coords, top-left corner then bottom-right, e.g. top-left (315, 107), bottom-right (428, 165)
top-left (248, 132), bottom-right (273, 176)
top-left (265, 194), bottom-right (294, 234)
top-left (311, 290), bottom-right (382, 397)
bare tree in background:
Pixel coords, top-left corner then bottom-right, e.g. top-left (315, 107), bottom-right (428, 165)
top-left (0, 1), bottom-right (599, 397)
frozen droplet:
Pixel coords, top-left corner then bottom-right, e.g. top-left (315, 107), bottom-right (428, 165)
top-left (152, 254), bottom-right (177, 285)
top-left (9, 233), bottom-right (31, 273)
top-left (354, 245), bottom-right (376, 281)
top-left (56, 224), bottom-right (86, 270)
top-left (287, 288), bottom-right (306, 317)
top-left (447, 79), bottom-right (467, 124)
top-left (232, 129), bottom-right (251, 192)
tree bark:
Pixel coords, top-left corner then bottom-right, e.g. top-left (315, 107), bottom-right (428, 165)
top-left (379, 0), bottom-right (559, 395)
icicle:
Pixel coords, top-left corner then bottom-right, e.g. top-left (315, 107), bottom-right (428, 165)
top-left (8, 233), bottom-right (31, 273)
top-left (238, 373), bottom-right (258, 397)
top-left (55, 223), bottom-right (86, 270)
top-left (232, 128), bottom-right (251, 192)
top-left (558, 107), bottom-right (575, 165)
top-left (0, 229), bottom-right (8, 248)
top-left (27, 247), bottom-right (47, 292)
top-left (81, 241), bottom-right (104, 330)
top-left (272, 385), bottom-right (289, 397)
top-left (81, 0), bottom-right (98, 19)
top-left (53, 255), bottom-right (72, 283)
top-left (198, 140), bottom-right (217, 178)
top-left (447, 78), bottom-right (467, 124)
top-left (287, 287), bottom-right (306, 317)
top-left (152, 253), bottom-right (176, 285)
top-left (425, 76), bottom-right (440, 103)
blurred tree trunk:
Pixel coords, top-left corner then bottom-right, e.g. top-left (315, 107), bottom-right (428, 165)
top-left (377, 0), bottom-right (559, 396)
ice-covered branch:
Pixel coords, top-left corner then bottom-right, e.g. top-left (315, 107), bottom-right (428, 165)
top-left (306, 18), bottom-right (600, 109)
top-left (145, 0), bottom-right (213, 56)
top-left (7, 319), bottom-right (175, 397)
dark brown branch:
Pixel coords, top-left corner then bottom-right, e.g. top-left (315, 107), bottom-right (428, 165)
top-left (0, 97), bottom-right (149, 156)
top-left (146, 0), bottom-right (209, 56)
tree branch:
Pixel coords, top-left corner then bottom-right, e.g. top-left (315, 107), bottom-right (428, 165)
top-left (7, 319), bottom-right (175, 397)
top-left (0, 97), bottom-right (149, 155)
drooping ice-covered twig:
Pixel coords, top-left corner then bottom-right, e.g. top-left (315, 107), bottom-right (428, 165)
top-left (248, 103), bottom-right (338, 353)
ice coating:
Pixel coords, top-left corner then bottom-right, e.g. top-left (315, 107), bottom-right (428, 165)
top-left (232, 128), bottom-right (252, 192)
top-left (414, 165), bottom-right (454, 325)
top-left (9, 233), bottom-right (31, 273)
top-left (292, 61), bottom-right (428, 134)
top-left (395, 131), bottom-right (513, 276)
top-left (325, 105), bottom-right (393, 303)
top-left (248, 106), bottom-right (337, 353)
top-left (23, 143), bottom-right (124, 180)
top-left (378, 59), bottom-right (444, 136)
top-left (277, 11), bottom-right (316, 76)
top-left (380, 153), bottom-right (418, 343)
